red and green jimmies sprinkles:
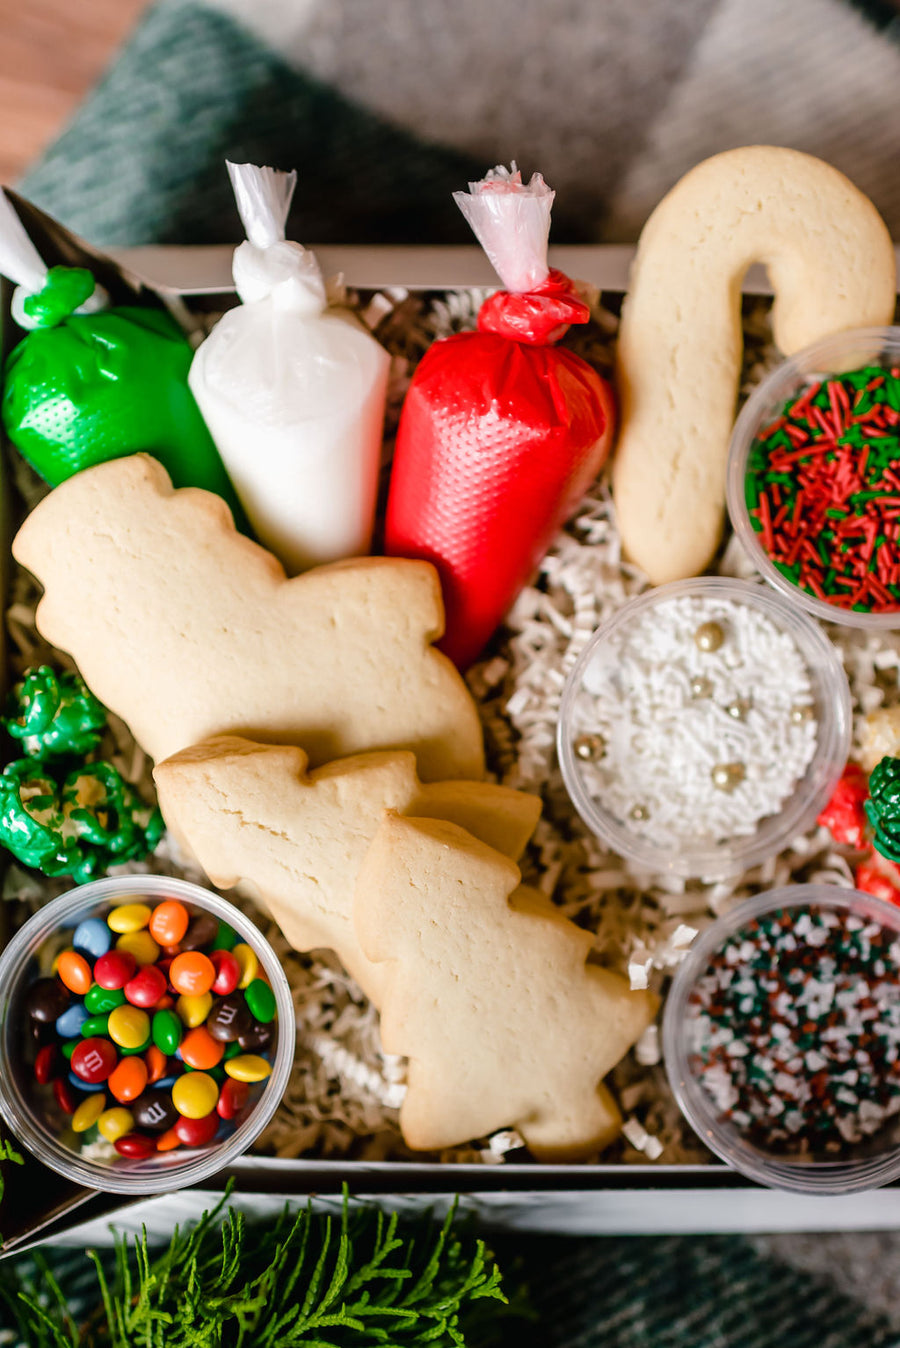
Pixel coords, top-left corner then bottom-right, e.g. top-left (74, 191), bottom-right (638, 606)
top-left (746, 366), bottom-right (900, 613)
top-left (690, 906), bottom-right (900, 1154)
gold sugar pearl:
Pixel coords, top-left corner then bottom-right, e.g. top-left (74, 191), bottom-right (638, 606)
top-left (790, 704), bottom-right (815, 724)
top-left (694, 621), bottom-right (725, 653)
top-left (711, 762), bottom-right (745, 793)
top-left (573, 733), bottom-right (605, 762)
top-left (726, 698), bottom-right (751, 721)
top-left (690, 676), bottom-right (713, 699)
top-left (629, 804), bottom-right (650, 821)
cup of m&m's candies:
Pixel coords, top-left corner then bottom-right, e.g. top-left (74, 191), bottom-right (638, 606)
top-left (664, 884), bottom-right (900, 1195)
top-left (727, 327), bottom-right (900, 628)
top-left (0, 875), bottom-right (293, 1194)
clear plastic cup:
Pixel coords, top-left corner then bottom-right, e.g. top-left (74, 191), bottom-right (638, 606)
top-left (557, 577), bottom-right (851, 879)
top-left (0, 875), bottom-right (294, 1194)
top-left (663, 884), bottom-right (900, 1195)
top-left (726, 325), bottom-right (900, 629)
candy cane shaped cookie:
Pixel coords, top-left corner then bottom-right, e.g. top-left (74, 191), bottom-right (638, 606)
top-left (612, 147), bottom-right (896, 584)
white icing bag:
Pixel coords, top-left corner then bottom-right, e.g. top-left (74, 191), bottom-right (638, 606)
top-left (189, 162), bottom-right (390, 574)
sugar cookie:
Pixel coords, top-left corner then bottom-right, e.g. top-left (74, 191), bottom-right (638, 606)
top-left (613, 147), bottom-right (896, 584)
top-left (153, 736), bottom-right (541, 1002)
top-left (12, 454), bottom-right (484, 781)
top-left (354, 813), bottom-right (658, 1159)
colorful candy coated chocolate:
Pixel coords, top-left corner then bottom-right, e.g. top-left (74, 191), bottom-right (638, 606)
top-left (108, 1056), bottom-right (148, 1104)
top-left (124, 965), bottom-right (167, 1009)
top-left (34, 1043), bottom-right (59, 1084)
top-left (156, 1127), bottom-right (182, 1152)
top-left (206, 992), bottom-right (252, 1043)
top-left (108, 903), bottom-right (151, 934)
top-left (132, 1087), bottom-right (179, 1133)
top-left (61, 1040), bottom-right (76, 1061)
top-left (53, 1076), bottom-right (77, 1115)
top-left (169, 952), bottom-right (215, 997)
top-left (210, 949), bottom-right (240, 996)
top-left (107, 1005), bottom-right (151, 1050)
top-left (81, 1013), bottom-right (110, 1038)
top-left (85, 983), bottom-right (126, 1015)
top-left (176, 992), bottom-right (212, 1028)
top-left (119, 1035), bottom-right (152, 1057)
top-left (72, 1093), bottom-right (106, 1133)
top-left (211, 922), bottom-right (238, 952)
top-left (152, 1008), bottom-right (183, 1055)
top-left (174, 1111), bottom-right (219, 1147)
top-left (144, 1044), bottom-right (167, 1083)
top-left (224, 1054), bottom-right (271, 1084)
top-left (180, 1026), bottom-right (224, 1070)
top-left (68, 1070), bottom-right (98, 1093)
top-left (216, 1078), bottom-right (249, 1120)
top-left (244, 978), bottom-right (276, 1024)
top-left (180, 912), bottom-right (218, 951)
top-left (148, 900), bottom-right (189, 947)
top-left (98, 1107), bottom-right (134, 1143)
top-left (113, 1131), bottom-right (157, 1159)
top-left (232, 943), bottom-right (258, 989)
top-left (55, 1002), bottom-right (89, 1038)
top-left (172, 1071), bottom-right (219, 1119)
top-left (116, 930), bottom-right (159, 967)
top-left (94, 949), bottom-right (137, 990)
top-left (72, 916), bottom-right (112, 960)
top-left (237, 1019), bottom-right (275, 1054)
top-left (71, 1037), bottom-right (117, 1084)
top-left (25, 977), bottom-right (69, 1022)
top-left (56, 950), bottom-right (92, 995)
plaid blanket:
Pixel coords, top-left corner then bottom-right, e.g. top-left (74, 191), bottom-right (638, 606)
top-left (11, 0), bottom-right (900, 1341)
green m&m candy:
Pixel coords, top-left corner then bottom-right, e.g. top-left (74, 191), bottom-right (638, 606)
top-left (85, 984), bottom-right (126, 1016)
top-left (152, 1009), bottom-right (182, 1056)
top-left (80, 1014), bottom-right (110, 1038)
top-left (244, 978), bottom-right (276, 1025)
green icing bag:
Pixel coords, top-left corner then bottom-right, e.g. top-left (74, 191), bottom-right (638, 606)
top-left (2, 266), bottom-right (246, 524)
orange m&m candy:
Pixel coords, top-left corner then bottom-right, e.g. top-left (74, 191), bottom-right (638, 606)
top-left (108, 1056), bottom-right (148, 1104)
top-left (149, 900), bottom-right (189, 947)
top-left (57, 950), bottom-right (92, 996)
top-left (144, 1044), bottom-right (167, 1084)
top-left (156, 1127), bottom-right (182, 1152)
top-left (169, 952), bottom-right (215, 997)
top-left (180, 1025), bottom-right (224, 1070)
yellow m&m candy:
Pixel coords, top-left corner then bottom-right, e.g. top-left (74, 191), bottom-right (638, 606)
top-left (232, 943), bottom-right (258, 989)
top-left (176, 992), bottom-right (213, 1028)
top-left (98, 1107), bottom-right (134, 1143)
top-left (107, 903), bottom-right (152, 933)
top-left (108, 1004), bottom-right (151, 1050)
top-left (72, 1093), bottom-right (106, 1133)
top-left (224, 1054), bottom-right (272, 1084)
top-left (172, 1071), bottom-right (219, 1120)
top-left (116, 930), bottom-right (160, 967)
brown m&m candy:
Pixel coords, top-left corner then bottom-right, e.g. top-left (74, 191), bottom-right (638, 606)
top-left (180, 912), bottom-right (218, 951)
top-left (206, 992), bottom-right (252, 1043)
top-left (131, 1087), bottom-right (179, 1133)
top-left (237, 1019), bottom-right (275, 1053)
top-left (24, 978), bottom-right (69, 1023)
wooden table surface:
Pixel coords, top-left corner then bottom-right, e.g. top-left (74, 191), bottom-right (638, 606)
top-left (0, 0), bottom-right (151, 185)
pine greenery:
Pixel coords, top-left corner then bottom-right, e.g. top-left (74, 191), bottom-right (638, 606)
top-left (0, 1186), bottom-right (521, 1347)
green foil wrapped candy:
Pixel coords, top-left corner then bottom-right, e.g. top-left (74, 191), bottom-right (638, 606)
top-left (2, 267), bottom-right (244, 523)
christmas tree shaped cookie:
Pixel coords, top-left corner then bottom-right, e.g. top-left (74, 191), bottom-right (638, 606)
top-left (354, 813), bottom-right (658, 1159)
top-left (154, 736), bottom-right (541, 1003)
top-left (13, 454), bottom-right (484, 781)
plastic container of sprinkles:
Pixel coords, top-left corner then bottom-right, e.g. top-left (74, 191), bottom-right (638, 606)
top-left (664, 885), bottom-right (900, 1195)
top-left (0, 875), bottom-right (294, 1195)
top-left (727, 326), bottom-right (900, 628)
top-left (557, 577), bottom-right (851, 880)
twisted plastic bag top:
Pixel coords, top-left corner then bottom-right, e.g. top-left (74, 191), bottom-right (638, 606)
top-left (453, 164), bottom-right (554, 294)
top-left (227, 161), bottom-right (326, 314)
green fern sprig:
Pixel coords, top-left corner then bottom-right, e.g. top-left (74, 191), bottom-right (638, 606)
top-left (1, 1184), bottom-right (519, 1347)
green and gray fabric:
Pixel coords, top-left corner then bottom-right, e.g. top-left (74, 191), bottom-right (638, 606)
top-left (12, 0), bottom-right (900, 1340)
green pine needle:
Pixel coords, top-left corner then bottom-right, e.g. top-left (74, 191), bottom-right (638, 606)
top-left (1, 1183), bottom-right (522, 1347)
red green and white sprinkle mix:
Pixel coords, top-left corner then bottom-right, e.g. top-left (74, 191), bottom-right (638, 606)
top-left (688, 906), bottom-right (900, 1154)
top-left (746, 366), bottom-right (900, 613)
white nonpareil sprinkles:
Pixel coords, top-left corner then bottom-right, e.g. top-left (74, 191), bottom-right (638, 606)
top-left (570, 596), bottom-right (818, 848)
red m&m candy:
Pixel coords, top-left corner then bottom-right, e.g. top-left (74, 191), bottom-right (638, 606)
top-left (216, 1078), bottom-right (249, 1120)
top-left (34, 1043), bottom-right (59, 1085)
top-left (94, 950), bottom-right (137, 990)
top-left (71, 1037), bottom-right (117, 1085)
top-left (174, 1112), bottom-right (219, 1147)
top-left (114, 1132), bottom-right (157, 1159)
top-left (124, 965), bottom-right (167, 1008)
top-left (210, 949), bottom-right (240, 996)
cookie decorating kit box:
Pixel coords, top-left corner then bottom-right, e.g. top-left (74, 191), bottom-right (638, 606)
top-left (5, 176), bottom-right (900, 1254)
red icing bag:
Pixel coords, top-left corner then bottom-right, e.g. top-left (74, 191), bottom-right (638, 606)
top-left (385, 165), bottom-right (616, 669)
